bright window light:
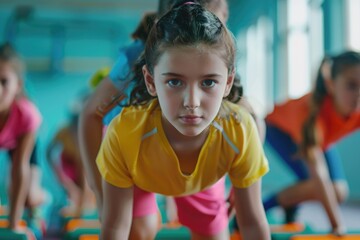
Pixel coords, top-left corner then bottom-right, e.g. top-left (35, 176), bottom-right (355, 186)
top-left (288, 32), bottom-right (310, 98)
top-left (346, 0), bottom-right (360, 51)
top-left (287, 0), bottom-right (311, 98)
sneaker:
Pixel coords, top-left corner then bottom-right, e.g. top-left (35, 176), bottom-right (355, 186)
top-left (284, 206), bottom-right (299, 223)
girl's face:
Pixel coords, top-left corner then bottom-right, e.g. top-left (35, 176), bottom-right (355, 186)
top-left (330, 64), bottom-right (360, 117)
top-left (144, 46), bottom-right (234, 137)
top-left (0, 61), bottom-right (20, 113)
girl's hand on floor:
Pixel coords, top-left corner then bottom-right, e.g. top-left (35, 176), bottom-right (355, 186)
top-left (332, 225), bottom-right (346, 236)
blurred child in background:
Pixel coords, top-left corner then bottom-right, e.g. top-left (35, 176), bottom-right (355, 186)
top-left (0, 42), bottom-right (46, 232)
top-left (46, 95), bottom-right (96, 218)
top-left (264, 51), bottom-right (360, 235)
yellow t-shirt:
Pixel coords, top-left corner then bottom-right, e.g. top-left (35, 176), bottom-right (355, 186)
top-left (97, 99), bottom-right (269, 196)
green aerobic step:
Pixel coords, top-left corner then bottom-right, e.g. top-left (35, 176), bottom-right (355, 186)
top-left (64, 226), bottom-right (191, 240)
top-left (0, 228), bottom-right (31, 240)
top-left (64, 228), bottom-right (100, 240)
top-left (155, 225), bottom-right (190, 240)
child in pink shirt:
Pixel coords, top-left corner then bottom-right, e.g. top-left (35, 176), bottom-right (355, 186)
top-left (0, 42), bottom-right (45, 232)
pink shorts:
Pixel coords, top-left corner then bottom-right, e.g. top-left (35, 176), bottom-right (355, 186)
top-left (132, 178), bottom-right (228, 236)
top-left (132, 186), bottom-right (158, 218)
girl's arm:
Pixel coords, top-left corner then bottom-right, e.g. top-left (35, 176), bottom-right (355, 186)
top-left (71, 153), bottom-right (88, 217)
top-left (8, 132), bottom-right (35, 230)
top-left (307, 146), bottom-right (345, 235)
top-left (101, 180), bottom-right (133, 240)
top-left (234, 180), bottom-right (270, 240)
top-left (78, 77), bottom-right (120, 213)
top-left (46, 140), bottom-right (81, 199)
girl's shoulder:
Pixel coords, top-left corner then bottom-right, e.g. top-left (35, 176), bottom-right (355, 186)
top-left (213, 101), bottom-right (261, 153)
top-left (217, 101), bottom-right (257, 133)
top-left (219, 100), bottom-right (253, 119)
top-left (12, 98), bottom-right (42, 131)
top-left (13, 98), bottom-right (41, 119)
top-left (110, 99), bottom-right (158, 129)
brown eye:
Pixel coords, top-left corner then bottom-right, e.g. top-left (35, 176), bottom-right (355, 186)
top-left (0, 78), bottom-right (8, 86)
top-left (346, 81), bottom-right (358, 90)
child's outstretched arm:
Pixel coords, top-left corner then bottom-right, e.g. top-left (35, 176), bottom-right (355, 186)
top-left (78, 77), bottom-right (121, 214)
top-left (101, 180), bottom-right (133, 239)
top-left (234, 179), bottom-right (270, 240)
top-left (306, 146), bottom-right (345, 235)
top-left (8, 132), bottom-right (35, 230)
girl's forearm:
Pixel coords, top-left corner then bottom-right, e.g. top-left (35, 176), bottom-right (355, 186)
top-left (314, 175), bottom-right (343, 229)
top-left (78, 109), bottom-right (104, 210)
top-left (308, 147), bottom-right (344, 230)
top-left (9, 163), bottom-right (30, 229)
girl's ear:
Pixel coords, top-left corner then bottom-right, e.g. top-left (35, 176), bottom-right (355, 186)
top-left (15, 78), bottom-right (23, 96)
top-left (321, 60), bottom-right (335, 95)
top-left (324, 77), bottom-right (335, 95)
top-left (223, 69), bottom-right (235, 97)
top-left (143, 65), bottom-right (157, 96)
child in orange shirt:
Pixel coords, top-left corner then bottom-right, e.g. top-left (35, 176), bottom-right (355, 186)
top-left (264, 51), bottom-right (360, 235)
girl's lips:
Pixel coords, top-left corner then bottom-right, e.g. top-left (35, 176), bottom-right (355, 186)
top-left (179, 115), bottom-right (202, 124)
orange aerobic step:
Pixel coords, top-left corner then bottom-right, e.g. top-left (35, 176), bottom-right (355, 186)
top-left (271, 222), bottom-right (305, 233)
top-left (0, 219), bottom-right (27, 228)
top-left (79, 235), bottom-right (99, 240)
top-left (65, 219), bottom-right (100, 232)
top-left (0, 206), bottom-right (7, 216)
top-left (230, 231), bottom-right (242, 240)
top-left (291, 234), bottom-right (360, 240)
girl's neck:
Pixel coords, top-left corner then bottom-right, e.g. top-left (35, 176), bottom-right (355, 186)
top-left (161, 116), bottom-right (210, 176)
top-left (0, 108), bottom-right (11, 131)
top-left (161, 116), bottom-right (210, 152)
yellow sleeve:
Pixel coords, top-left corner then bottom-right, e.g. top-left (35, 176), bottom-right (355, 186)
top-left (229, 113), bottom-right (269, 188)
top-left (96, 118), bottom-right (133, 188)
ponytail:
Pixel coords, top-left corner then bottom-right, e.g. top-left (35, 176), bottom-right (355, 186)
top-left (301, 51), bottom-right (360, 156)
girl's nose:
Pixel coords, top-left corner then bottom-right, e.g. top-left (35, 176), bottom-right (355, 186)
top-left (183, 86), bottom-right (200, 110)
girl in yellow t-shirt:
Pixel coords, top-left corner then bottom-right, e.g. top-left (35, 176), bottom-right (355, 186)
top-left (97, 1), bottom-right (270, 240)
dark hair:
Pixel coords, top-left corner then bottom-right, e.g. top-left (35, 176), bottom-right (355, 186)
top-left (157, 0), bottom-right (226, 17)
top-left (301, 51), bottom-right (360, 154)
top-left (0, 42), bottom-right (25, 97)
top-left (0, 42), bottom-right (24, 81)
top-left (157, 0), bottom-right (174, 17)
top-left (131, 12), bottom-right (157, 42)
top-left (128, 0), bottom-right (238, 105)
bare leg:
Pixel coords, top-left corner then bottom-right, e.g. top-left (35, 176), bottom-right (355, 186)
top-left (278, 179), bottom-right (348, 208)
top-left (191, 228), bottom-right (229, 240)
top-left (26, 166), bottom-right (46, 207)
top-left (333, 181), bottom-right (348, 203)
top-left (129, 213), bottom-right (159, 240)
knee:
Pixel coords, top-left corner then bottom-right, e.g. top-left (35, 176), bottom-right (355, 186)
top-left (129, 214), bottom-right (159, 240)
top-left (334, 181), bottom-right (349, 203)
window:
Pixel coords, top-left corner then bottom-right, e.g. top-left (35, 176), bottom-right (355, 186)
top-left (277, 0), bottom-right (324, 99)
top-left (346, 0), bottom-right (360, 51)
top-left (237, 17), bottom-right (273, 117)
